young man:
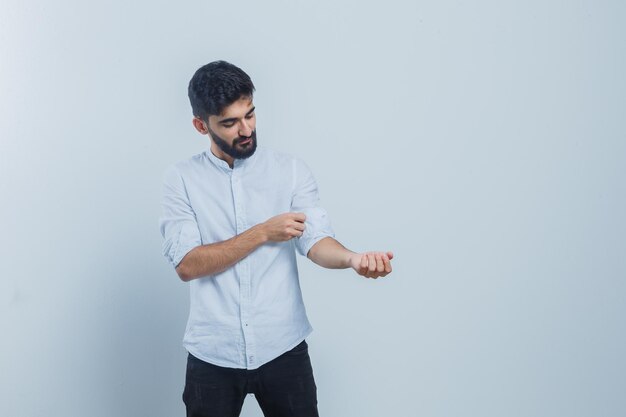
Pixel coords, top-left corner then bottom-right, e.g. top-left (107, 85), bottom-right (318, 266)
top-left (159, 60), bottom-right (393, 417)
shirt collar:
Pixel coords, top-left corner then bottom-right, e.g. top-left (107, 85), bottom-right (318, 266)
top-left (204, 146), bottom-right (260, 172)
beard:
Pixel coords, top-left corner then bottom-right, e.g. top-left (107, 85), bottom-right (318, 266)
top-left (208, 126), bottom-right (258, 160)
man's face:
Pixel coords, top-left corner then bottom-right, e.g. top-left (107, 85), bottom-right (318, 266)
top-left (205, 96), bottom-right (257, 161)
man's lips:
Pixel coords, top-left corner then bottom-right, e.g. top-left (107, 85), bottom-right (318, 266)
top-left (238, 138), bottom-right (252, 145)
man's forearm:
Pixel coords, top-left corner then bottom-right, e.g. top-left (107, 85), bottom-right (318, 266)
top-left (176, 224), bottom-right (268, 281)
top-left (307, 237), bottom-right (356, 269)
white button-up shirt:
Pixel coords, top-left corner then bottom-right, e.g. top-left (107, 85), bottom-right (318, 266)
top-left (159, 145), bottom-right (334, 369)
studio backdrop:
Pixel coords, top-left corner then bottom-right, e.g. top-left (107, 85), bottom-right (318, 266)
top-left (1, 1), bottom-right (624, 416)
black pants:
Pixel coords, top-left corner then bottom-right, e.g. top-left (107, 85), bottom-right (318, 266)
top-left (183, 340), bottom-right (319, 417)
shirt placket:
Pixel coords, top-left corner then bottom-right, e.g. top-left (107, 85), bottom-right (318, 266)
top-left (231, 167), bottom-right (256, 368)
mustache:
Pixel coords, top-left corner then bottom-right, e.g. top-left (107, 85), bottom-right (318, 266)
top-left (234, 130), bottom-right (256, 144)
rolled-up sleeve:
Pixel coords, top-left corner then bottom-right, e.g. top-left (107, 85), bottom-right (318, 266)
top-left (159, 165), bottom-right (202, 268)
top-left (291, 158), bottom-right (335, 257)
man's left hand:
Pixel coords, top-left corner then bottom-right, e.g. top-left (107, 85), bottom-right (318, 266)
top-left (349, 251), bottom-right (394, 279)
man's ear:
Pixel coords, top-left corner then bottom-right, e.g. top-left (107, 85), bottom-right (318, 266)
top-left (192, 117), bottom-right (209, 135)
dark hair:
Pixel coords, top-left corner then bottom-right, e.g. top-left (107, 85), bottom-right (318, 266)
top-left (188, 60), bottom-right (255, 121)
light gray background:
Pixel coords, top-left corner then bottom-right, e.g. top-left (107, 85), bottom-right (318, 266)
top-left (1, 1), bottom-right (625, 416)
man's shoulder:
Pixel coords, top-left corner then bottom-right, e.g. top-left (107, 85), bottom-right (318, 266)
top-left (176, 150), bottom-right (206, 168)
top-left (256, 146), bottom-right (305, 167)
top-left (161, 151), bottom-right (207, 180)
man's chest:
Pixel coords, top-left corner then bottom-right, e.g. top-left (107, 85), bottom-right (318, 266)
top-left (187, 171), bottom-right (294, 239)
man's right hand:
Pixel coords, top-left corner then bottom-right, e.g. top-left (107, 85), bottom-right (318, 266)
top-left (261, 212), bottom-right (307, 242)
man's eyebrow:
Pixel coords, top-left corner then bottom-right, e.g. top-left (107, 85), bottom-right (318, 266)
top-left (218, 107), bottom-right (256, 124)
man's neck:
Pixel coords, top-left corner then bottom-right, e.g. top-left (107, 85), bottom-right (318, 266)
top-left (210, 144), bottom-right (235, 168)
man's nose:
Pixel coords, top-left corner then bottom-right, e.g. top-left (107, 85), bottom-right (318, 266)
top-left (239, 120), bottom-right (253, 137)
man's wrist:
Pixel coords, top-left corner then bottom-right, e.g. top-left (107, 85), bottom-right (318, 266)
top-left (249, 223), bottom-right (269, 244)
top-left (344, 251), bottom-right (358, 269)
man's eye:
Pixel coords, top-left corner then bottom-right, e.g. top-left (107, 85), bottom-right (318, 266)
top-left (223, 123), bottom-right (235, 128)
top-left (245, 113), bottom-right (254, 119)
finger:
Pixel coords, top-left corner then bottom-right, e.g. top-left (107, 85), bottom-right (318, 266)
top-left (375, 254), bottom-right (384, 273)
top-left (387, 251), bottom-right (394, 260)
top-left (369, 267), bottom-right (386, 279)
top-left (368, 253), bottom-right (377, 272)
top-left (382, 255), bottom-right (392, 273)
top-left (292, 212), bottom-right (307, 222)
top-left (360, 253), bottom-right (368, 270)
top-left (292, 221), bottom-right (306, 232)
top-left (288, 227), bottom-right (303, 238)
